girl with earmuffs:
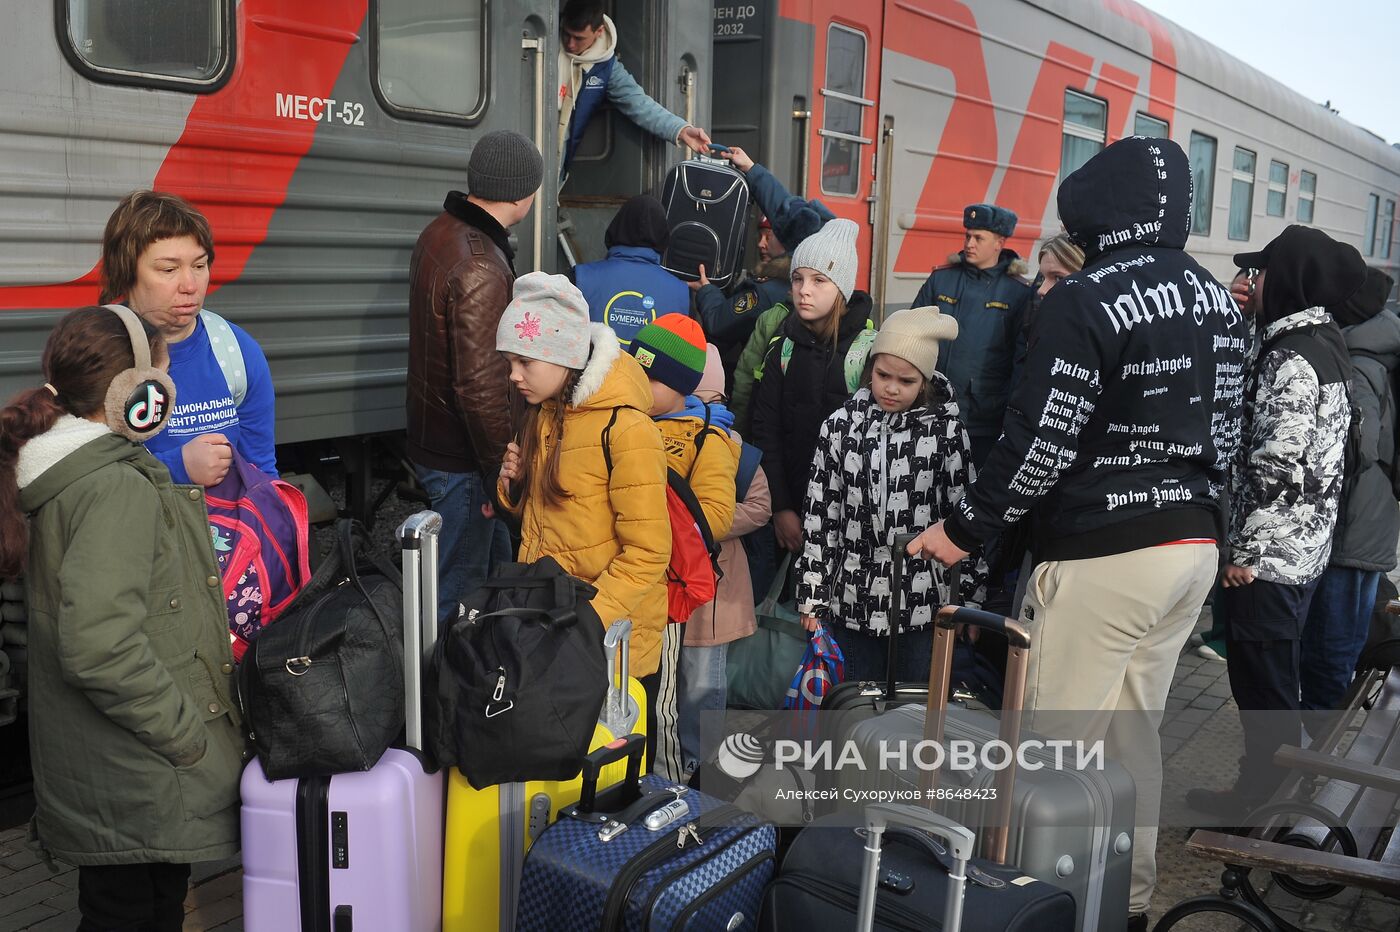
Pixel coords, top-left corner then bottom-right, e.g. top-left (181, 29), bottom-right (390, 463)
top-left (0, 306), bottom-right (243, 932)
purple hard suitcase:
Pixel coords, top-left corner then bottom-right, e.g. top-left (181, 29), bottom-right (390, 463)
top-left (241, 511), bottom-right (446, 931)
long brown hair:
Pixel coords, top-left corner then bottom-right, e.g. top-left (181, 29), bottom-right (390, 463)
top-left (99, 190), bottom-right (216, 304)
top-left (0, 307), bottom-right (165, 576)
top-left (511, 369), bottom-right (583, 508)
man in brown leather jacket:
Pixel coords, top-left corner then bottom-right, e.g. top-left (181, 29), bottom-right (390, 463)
top-left (407, 130), bottom-right (543, 612)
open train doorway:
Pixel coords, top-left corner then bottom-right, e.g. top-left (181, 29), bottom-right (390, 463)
top-left (556, 0), bottom-right (711, 270)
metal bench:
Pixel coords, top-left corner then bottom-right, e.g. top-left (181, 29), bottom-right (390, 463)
top-left (1156, 657), bottom-right (1400, 930)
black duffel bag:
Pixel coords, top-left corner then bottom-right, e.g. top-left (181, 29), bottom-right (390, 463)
top-left (427, 557), bottom-right (607, 789)
top-left (239, 519), bottom-right (404, 780)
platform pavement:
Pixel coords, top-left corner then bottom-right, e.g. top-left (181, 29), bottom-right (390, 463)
top-left (2, 607), bottom-right (1398, 930)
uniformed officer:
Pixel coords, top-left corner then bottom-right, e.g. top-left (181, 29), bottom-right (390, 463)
top-left (912, 203), bottom-right (1033, 468)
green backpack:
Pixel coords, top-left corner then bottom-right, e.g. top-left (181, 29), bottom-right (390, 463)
top-left (776, 320), bottom-right (877, 393)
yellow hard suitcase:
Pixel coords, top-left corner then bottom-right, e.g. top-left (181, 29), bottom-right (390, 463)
top-left (441, 618), bottom-right (647, 931)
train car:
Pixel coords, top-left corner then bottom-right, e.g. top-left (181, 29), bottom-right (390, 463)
top-left (2, 0), bottom-right (1399, 731)
top-left (716, 0), bottom-right (1400, 308)
top-left (0, 0), bottom-right (711, 447)
top-left (0, 0), bottom-right (711, 730)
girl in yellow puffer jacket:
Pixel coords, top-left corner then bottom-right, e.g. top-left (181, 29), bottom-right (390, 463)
top-left (495, 271), bottom-right (671, 695)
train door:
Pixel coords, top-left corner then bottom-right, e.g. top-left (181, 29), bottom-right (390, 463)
top-left (731, 2), bottom-right (882, 301)
top-left (869, 0), bottom-right (984, 313)
top-left (809, 4), bottom-right (883, 302)
top-left (557, 0), bottom-right (710, 269)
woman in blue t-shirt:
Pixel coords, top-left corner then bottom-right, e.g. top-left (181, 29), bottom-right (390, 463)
top-left (99, 191), bottom-right (277, 486)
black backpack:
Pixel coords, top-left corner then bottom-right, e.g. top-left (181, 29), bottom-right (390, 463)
top-left (426, 558), bottom-right (608, 789)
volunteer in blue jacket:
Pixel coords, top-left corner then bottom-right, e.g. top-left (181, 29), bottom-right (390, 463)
top-left (558, 0), bottom-right (711, 179)
top-left (100, 191), bottom-right (277, 487)
top-left (912, 203), bottom-right (1033, 469)
top-left (569, 195), bottom-right (689, 345)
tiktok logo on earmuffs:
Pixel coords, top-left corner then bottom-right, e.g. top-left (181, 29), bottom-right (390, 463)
top-left (125, 381), bottom-right (170, 432)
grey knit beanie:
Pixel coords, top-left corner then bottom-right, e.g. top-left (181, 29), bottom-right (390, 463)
top-left (790, 218), bottom-right (859, 300)
top-left (496, 272), bottom-right (592, 368)
top-left (872, 306), bottom-right (959, 379)
top-left (468, 130), bottom-right (544, 203)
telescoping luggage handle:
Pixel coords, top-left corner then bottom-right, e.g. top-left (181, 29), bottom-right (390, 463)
top-left (923, 559), bottom-right (1033, 865)
top-left (398, 510), bottom-right (443, 753)
top-left (857, 803), bottom-right (975, 932)
top-left (602, 619), bottom-right (640, 737)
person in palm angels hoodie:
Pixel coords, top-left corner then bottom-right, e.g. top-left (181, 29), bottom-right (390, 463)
top-left (1187, 225), bottom-right (1367, 818)
top-left (909, 136), bottom-right (1249, 927)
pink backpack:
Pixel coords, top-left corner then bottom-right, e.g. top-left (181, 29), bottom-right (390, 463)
top-left (205, 451), bottom-right (312, 661)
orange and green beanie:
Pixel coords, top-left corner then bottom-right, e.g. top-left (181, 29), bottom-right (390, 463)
top-left (628, 313), bottom-right (708, 395)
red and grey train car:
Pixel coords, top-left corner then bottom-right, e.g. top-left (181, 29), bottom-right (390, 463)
top-left (0, 0), bottom-right (1398, 725)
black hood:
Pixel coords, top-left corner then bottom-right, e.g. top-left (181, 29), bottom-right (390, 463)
top-left (1330, 266), bottom-right (1395, 329)
top-left (605, 194), bottom-right (670, 252)
top-left (1057, 136), bottom-right (1191, 262)
top-left (1250, 225), bottom-right (1367, 328)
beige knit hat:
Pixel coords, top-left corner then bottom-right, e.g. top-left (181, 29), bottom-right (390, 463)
top-left (871, 306), bottom-right (959, 378)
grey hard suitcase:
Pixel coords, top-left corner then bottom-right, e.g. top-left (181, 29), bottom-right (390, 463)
top-left (840, 605), bottom-right (1135, 932)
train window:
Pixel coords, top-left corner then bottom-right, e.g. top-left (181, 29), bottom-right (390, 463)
top-left (374, 0), bottom-right (487, 124)
top-left (1298, 171), bottom-right (1317, 223)
top-left (1134, 113), bottom-right (1169, 138)
top-left (1188, 132), bottom-right (1217, 236)
top-left (1061, 90), bottom-right (1107, 178)
top-left (1382, 199), bottom-right (1396, 260)
top-left (819, 24), bottom-right (870, 197)
top-left (1364, 194), bottom-right (1379, 257)
top-left (1267, 161), bottom-right (1288, 218)
top-left (1383, 198), bottom-right (1394, 257)
top-left (1228, 147), bottom-right (1256, 241)
top-left (60, 0), bottom-right (232, 90)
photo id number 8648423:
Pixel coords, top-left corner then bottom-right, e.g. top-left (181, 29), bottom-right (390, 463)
top-left (927, 787), bottom-right (998, 801)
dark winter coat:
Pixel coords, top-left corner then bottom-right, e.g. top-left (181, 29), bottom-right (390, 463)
top-left (406, 193), bottom-right (517, 479)
top-left (20, 428), bottom-right (244, 865)
top-left (796, 385), bottom-right (988, 634)
top-left (913, 250), bottom-right (1033, 437)
top-left (943, 136), bottom-right (1249, 563)
top-left (1325, 309), bottom-right (1400, 571)
top-left (749, 293), bottom-right (874, 514)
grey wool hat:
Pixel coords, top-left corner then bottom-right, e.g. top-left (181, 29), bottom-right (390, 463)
top-left (790, 218), bottom-right (860, 300)
top-left (872, 306), bottom-right (960, 378)
top-left (468, 130), bottom-right (544, 203)
top-left (496, 272), bottom-right (593, 369)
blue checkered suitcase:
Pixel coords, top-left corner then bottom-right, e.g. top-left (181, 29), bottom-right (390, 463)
top-left (516, 734), bottom-right (777, 931)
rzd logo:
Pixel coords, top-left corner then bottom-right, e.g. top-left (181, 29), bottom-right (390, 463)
top-left (126, 382), bottom-right (169, 431)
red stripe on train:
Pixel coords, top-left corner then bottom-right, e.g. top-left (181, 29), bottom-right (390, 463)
top-left (0, 0), bottom-right (368, 310)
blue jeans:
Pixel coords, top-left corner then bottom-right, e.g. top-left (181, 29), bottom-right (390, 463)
top-left (413, 465), bottom-right (513, 620)
top-left (677, 642), bottom-right (727, 775)
top-left (830, 625), bottom-right (935, 685)
top-left (1301, 566), bottom-right (1380, 712)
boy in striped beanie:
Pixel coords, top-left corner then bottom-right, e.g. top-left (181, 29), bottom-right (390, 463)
top-left (626, 313), bottom-right (741, 781)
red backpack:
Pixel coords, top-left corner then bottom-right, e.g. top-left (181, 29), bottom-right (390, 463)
top-left (602, 406), bottom-right (723, 623)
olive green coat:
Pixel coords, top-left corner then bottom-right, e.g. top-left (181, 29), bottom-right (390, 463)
top-left (20, 432), bottom-right (244, 865)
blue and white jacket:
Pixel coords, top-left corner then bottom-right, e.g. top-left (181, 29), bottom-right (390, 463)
top-left (557, 15), bottom-right (687, 174)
